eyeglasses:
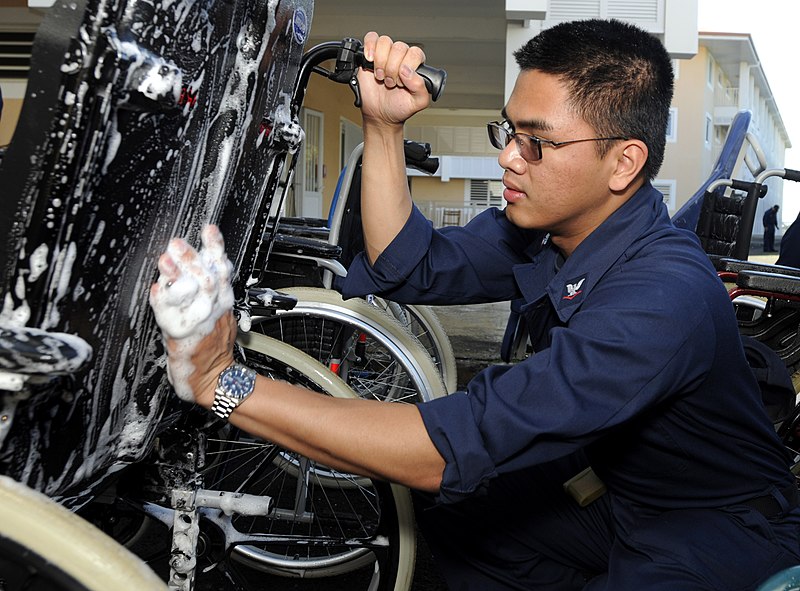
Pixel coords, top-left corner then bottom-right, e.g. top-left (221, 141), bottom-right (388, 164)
top-left (487, 120), bottom-right (628, 163)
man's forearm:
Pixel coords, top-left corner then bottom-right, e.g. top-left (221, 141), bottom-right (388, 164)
top-left (361, 122), bottom-right (414, 264)
top-left (221, 374), bottom-right (445, 492)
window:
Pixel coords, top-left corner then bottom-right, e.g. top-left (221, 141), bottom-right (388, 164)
top-left (303, 110), bottom-right (323, 193)
top-left (0, 32), bottom-right (35, 79)
top-left (468, 180), bottom-right (504, 208)
top-left (715, 125), bottom-right (728, 147)
top-left (706, 54), bottom-right (715, 89)
top-left (704, 114), bottom-right (713, 147)
top-left (666, 107), bottom-right (677, 143)
top-left (653, 180), bottom-right (676, 212)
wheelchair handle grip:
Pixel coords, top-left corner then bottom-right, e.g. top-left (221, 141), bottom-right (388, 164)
top-left (783, 168), bottom-right (800, 183)
top-left (415, 64), bottom-right (447, 102)
top-left (358, 54), bottom-right (446, 102)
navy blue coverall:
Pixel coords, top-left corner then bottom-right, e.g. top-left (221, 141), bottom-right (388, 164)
top-left (341, 183), bottom-right (800, 590)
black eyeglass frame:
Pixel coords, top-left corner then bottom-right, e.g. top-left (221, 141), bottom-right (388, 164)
top-left (487, 120), bottom-right (628, 163)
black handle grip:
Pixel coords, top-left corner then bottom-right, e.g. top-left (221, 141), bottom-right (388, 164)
top-left (403, 140), bottom-right (431, 162)
top-left (358, 54), bottom-right (446, 102)
top-left (414, 64), bottom-right (447, 102)
top-left (783, 168), bottom-right (800, 183)
top-left (403, 140), bottom-right (439, 174)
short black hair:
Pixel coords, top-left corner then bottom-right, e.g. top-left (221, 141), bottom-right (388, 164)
top-left (514, 19), bottom-right (674, 181)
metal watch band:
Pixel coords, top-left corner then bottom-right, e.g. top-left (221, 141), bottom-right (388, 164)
top-left (211, 363), bottom-right (258, 421)
top-left (211, 395), bottom-right (239, 420)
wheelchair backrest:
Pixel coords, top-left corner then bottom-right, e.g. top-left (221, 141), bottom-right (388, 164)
top-left (0, 0), bottom-right (313, 503)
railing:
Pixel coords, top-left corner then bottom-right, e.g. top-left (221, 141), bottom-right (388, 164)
top-left (714, 86), bottom-right (739, 107)
top-left (416, 201), bottom-right (491, 228)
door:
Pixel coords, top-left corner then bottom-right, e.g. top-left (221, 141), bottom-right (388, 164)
top-left (340, 117), bottom-right (363, 170)
top-left (300, 108), bottom-right (323, 218)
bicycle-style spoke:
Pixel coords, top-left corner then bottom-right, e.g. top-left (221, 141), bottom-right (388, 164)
top-left (252, 314), bottom-right (420, 404)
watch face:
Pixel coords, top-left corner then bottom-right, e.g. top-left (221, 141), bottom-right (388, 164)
top-left (219, 365), bottom-right (256, 400)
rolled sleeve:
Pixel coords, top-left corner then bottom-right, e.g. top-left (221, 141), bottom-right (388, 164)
top-left (340, 206), bottom-right (541, 303)
top-left (417, 392), bottom-right (498, 504)
top-left (340, 206), bottom-right (433, 299)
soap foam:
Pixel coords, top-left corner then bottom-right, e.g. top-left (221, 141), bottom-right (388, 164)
top-left (149, 225), bottom-right (234, 401)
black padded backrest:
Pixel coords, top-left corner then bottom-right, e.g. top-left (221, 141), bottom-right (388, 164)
top-left (696, 189), bottom-right (749, 257)
top-left (695, 179), bottom-right (765, 260)
top-left (0, 0), bottom-right (313, 502)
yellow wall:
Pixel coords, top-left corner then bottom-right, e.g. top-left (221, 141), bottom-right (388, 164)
top-left (0, 83), bottom-right (24, 147)
top-left (1, 37), bottom-right (477, 216)
top-left (298, 78), bottom-right (480, 213)
top-left (410, 176), bottom-right (465, 203)
top-left (659, 48), bottom-right (722, 208)
top-left (302, 74), bottom-right (362, 215)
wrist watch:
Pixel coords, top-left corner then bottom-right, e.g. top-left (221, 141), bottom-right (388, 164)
top-left (211, 363), bottom-right (257, 420)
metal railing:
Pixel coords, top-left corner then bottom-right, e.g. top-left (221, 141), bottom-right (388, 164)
top-left (416, 201), bottom-right (491, 228)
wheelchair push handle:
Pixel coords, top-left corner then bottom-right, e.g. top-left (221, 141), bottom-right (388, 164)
top-left (782, 168), bottom-right (800, 183)
top-left (358, 54), bottom-right (446, 102)
top-left (336, 37), bottom-right (447, 106)
top-left (403, 140), bottom-right (439, 175)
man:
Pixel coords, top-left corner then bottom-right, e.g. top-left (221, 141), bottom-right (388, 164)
top-left (151, 19), bottom-right (800, 590)
top-left (777, 210), bottom-right (800, 267)
top-left (764, 204), bottom-right (780, 252)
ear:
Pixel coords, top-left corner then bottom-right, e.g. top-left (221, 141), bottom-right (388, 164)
top-left (609, 140), bottom-right (648, 192)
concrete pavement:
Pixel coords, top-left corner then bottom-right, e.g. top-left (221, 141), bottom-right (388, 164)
top-left (429, 301), bottom-right (512, 389)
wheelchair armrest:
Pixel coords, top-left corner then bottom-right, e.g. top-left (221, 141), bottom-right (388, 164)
top-left (279, 216), bottom-right (329, 229)
top-left (736, 270), bottom-right (800, 296)
top-left (713, 257), bottom-right (800, 278)
top-left (273, 224), bottom-right (331, 239)
top-left (270, 234), bottom-right (343, 259)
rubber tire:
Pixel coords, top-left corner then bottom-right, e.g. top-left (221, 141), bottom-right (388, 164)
top-left (0, 475), bottom-right (165, 591)
top-left (384, 301), bottom-right (458, 393)
top-left (251, 286), bottom-right (447, 402)
top-left (229, 331), bottom-right (417, 591)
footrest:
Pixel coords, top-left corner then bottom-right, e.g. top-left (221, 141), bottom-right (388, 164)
top-left (0, 325), bottom-right (92, 375)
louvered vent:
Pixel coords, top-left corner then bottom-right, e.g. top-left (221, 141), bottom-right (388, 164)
top-left (0, 31), bottom-right (35, 79)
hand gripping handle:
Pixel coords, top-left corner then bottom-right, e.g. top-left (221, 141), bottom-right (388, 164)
top-left (333, 38), bottom-right (447, 107)
top-left (358, 55), bottom-right (447, 102)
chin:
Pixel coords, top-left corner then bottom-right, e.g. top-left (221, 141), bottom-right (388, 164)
top-left (503, 206), bottom-right (536, 229)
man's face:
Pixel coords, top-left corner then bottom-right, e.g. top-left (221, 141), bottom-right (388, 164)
top-left (499, 69), bottom-right (628, 255)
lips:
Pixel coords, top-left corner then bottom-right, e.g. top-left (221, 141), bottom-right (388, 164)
top-left (503, 181), bottom-right (526, 204)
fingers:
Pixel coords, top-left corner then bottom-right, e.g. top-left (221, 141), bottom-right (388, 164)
top-left (149, 224), bottom-right (237, 403)
top-left (363, 31), bottom-right (379, 61)
top-left (149, 224), bottom-right (234, 340)
top-left (200, 223), bottom-right (225, 254)
top-left (363, 32), bottom-right (426, 90)
top-left (200, 224), bottom-right (233, 287)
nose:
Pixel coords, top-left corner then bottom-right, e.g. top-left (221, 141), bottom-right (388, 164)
top-left (498, 137), bottom-right (525, 172)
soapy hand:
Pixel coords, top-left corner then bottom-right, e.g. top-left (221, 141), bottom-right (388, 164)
top-left (149, 225), bottom-right (237, 403)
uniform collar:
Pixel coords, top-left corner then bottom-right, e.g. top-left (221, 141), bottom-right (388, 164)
top-left (513, 182), bottom-right (666, 322)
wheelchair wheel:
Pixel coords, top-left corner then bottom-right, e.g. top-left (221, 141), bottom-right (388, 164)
top-left (0, 475), bottom-right (164, 591)
top-left (375, 299), bottom-right (458, 392)
top-left (211, 333), bottom-right (417, 590)
top-left (251, 287), bottom-right (447, 403)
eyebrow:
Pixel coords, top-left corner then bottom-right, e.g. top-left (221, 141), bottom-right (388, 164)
top-left (500, 107), bottom-right (553, 133)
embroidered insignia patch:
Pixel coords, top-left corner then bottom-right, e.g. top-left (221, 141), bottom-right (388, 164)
top-left (562, 276), bottom-right (586, 300)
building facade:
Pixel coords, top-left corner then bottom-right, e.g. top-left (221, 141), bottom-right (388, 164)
top-left (0, 0), bottom-right (790, 230)
top-left (659, 33), bottom-right (790, 226)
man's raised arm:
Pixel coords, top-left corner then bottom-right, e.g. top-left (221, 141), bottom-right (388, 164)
top-left (357, 32), bottom-right (432, 264)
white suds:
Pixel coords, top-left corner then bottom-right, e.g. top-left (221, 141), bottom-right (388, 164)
top-left (149, 225), bottom-right (234, 401)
